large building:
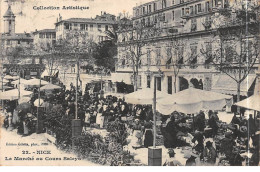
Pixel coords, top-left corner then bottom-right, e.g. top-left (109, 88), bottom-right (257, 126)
top-left (33, 29), bottom-right (56, 51)
top-left (113, 0), bottom-right (259, 97)
top-left (0, 4), bottom-right (33, 61)
top-left (0, 2), bottom-right (43, 78)
top-left (55, 12), bottom-right (116, 44)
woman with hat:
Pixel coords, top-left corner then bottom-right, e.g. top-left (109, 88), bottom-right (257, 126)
top-left (163, 149), bottom-right (182, 166)
top-left (203, 141), bottom-right (217, 165)
top-left (131, 118), bottom-right (143, 149)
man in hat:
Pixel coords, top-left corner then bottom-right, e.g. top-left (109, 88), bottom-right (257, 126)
top-left (163, 149), bottom-right (183, 166)
top-left (185, 151), bottom-right (199, 166)
top-left (203, 141), bottom-right (217, 165)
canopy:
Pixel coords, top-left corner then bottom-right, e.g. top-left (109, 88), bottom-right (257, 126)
top-left (34, 99), bottom-right (44, 107)
top-left (41, 69), bottom-right (59, 78)
top-left (1, 78), bottom-right (9, 83)
top-left (157, 87), bottom-right (233, 115)
top-left (4, 75), bottom-right (19, 80)
top-left (24, 78), bottom-right (49, 87)
top-left (235, 94), bottom-right (260, 112)
top-left (211, 74), bottom-right (256, 96)
top-left (18, 97), bottom-right (31, 104)
top-left (124, 88), bottom-right (170, 105)
top-left (0, 85), bottom-right (12, 90)
top-left (11, 78), bottom-right (28, 85)
top-left (40, 83), bottom-right (61, 91)
top-left (0, 89), bottom-right (33, 100)
top-left (111, 73), bottom-right (132, 85)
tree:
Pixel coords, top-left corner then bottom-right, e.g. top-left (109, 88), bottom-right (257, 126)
top-left (201, 0), bottom-right (260, 111)
top-left (92, 40), bottom-right (117, 71)
top-left (117, 16), bottom-right (162, 91)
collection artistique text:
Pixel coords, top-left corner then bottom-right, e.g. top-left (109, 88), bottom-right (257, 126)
top-left (33, 6), bottom-right (89, 10)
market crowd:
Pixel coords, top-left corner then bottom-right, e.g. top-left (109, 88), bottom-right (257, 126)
top-left (2, 81), bottom-right (260, 166)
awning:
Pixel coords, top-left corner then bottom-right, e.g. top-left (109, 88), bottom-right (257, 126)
top-left (157, 87), bottom-right (233, 115)
top-left (0, 89), bottom-right (33, 100)
top-left (111, 73), bottom-right (132, 85)
top-left (41, 69), bottom-right (59, 78)
top-left (125, 88), bottom-right (170, 105)
top-left (211, 74), bottom-right (256, 96)
top-left (235, 94), bottom-right (260, 112)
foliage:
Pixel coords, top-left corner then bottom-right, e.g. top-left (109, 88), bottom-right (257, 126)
top-left (106, 119), bottom-right (128, 146)
top-left (92, 40), bottom-right (117, 71)
top-left (45, 105), bottom-right (72, 151)
top-left (45, 109), bottom-right (134, 165)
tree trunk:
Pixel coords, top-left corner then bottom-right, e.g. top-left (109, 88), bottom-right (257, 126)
top-left (237, 82), bottom-right (241, 113)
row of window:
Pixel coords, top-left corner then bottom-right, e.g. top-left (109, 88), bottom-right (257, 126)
top-left (135, 0), bottom-right (229, 18)
top-left (39, 33), bottom-right (56, 39)
top-left (63, 23), bottom-right (109, 31)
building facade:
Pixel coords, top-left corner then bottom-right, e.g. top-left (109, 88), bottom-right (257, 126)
top-left (55, 12), bottom-right (116, 44)
top-left (33, 29), bottom-right (56, 51)
top-left (114, 0), bottom-right (259, 97)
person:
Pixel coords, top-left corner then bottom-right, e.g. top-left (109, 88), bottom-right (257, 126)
top-left (132, 119), bottom-right (143, 149)
top-left (163, 149), bottom-right (183, 166)
top-left (248, 114), bottom-right (256, 137)
top-left (208, 115), bottom-right (218, 137)
top-left (185, 152), bottom-right (198, 166)
top-left (143, 119), bottom-right (153, 148)
top-left (203, 141), bottom-right (217, 165)
top-left (164, 115), bottom-right (177, 148)
top-left (196, 111), bottom-right (206, 132)
top-left (192, 130), bottom-right (204, 156)
top-left (231, 113), bottom-right (240, 125)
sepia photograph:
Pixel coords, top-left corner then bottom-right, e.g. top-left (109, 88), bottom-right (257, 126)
top-left (0, 0), bottom-right (259, 166)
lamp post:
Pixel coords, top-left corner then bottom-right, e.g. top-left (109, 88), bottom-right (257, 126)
top-left (71, 31), bottom-right (82, 146)
top-left (148, 68), bottom-right (164, 166)
top-left (0, 67), bottom-right (6, 112)
top-left (36, 70), bottom-right (43, 134)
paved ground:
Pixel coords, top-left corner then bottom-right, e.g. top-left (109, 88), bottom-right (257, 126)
top-left (0, 128), bottom-right (99, 166)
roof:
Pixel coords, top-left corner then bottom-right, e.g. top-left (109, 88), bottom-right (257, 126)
top-left (3, 6), bottom-right (15, 17)
top-left (33, 29), bottom-right (56, 34)
top-left (1, 33), bottom-right (33, 40)
top-left (55, 18), bottom-right (116, 25)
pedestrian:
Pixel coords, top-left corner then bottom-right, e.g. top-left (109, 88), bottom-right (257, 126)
top-left (163, 149), bottom-right (183, 166)
top-left (164, 115), bottom-right (177, 148)
top-left (203, 141), bottom-right (217, 165)
top-left (143, 119), bottom-right (153, 148)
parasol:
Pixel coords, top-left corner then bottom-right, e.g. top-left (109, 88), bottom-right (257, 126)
top-left (33, 99), bottom-right (45, 107)
top-left (40, 83), bottom-right (61, 91)
top-left (157, 87), bottom-right (233, 115)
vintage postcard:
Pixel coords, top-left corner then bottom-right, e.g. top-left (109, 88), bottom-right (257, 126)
top-left (0, 0), bottom-right (259, 166)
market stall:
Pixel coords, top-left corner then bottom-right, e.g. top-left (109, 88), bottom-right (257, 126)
top-left (157, 87), bottom-right (233, 115)
top-left (40, 83), bottom-right (61, 91)
top-left (23, 78), bottom-right (49, 87)
top-left (125, 88), bottom-right (170, 105)
top-left (0, 89), bottom-right (33, 100)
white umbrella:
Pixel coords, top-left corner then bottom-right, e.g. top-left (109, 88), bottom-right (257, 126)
top-left (157, 87), bottom-right (233, 115)
top-left (40, 83), bottom-right (61, 91)
top-left (4, 75), bottom-right (19, 80)
top-left (34, 99), bottom-right (44, 107)
top-left (1, 78), bottom-right (9, 83)
top-left (235, 94), bottom-right (260, 112)
top-left (0, 89), bottom-right (33, 100)
top-left (18, 97), bottom-right (31, 104)
top-left (124, 88), bottom-right (170, 105)
top-left (24, 79), bottom-right (49, 87)
top-left (0, 85), bottom-right (12, 90)
top-left (11, 78), bottom-right (28, 85)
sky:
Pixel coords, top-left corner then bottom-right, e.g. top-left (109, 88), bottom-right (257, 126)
top-left (0, 0), bottom-right (151, 33)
